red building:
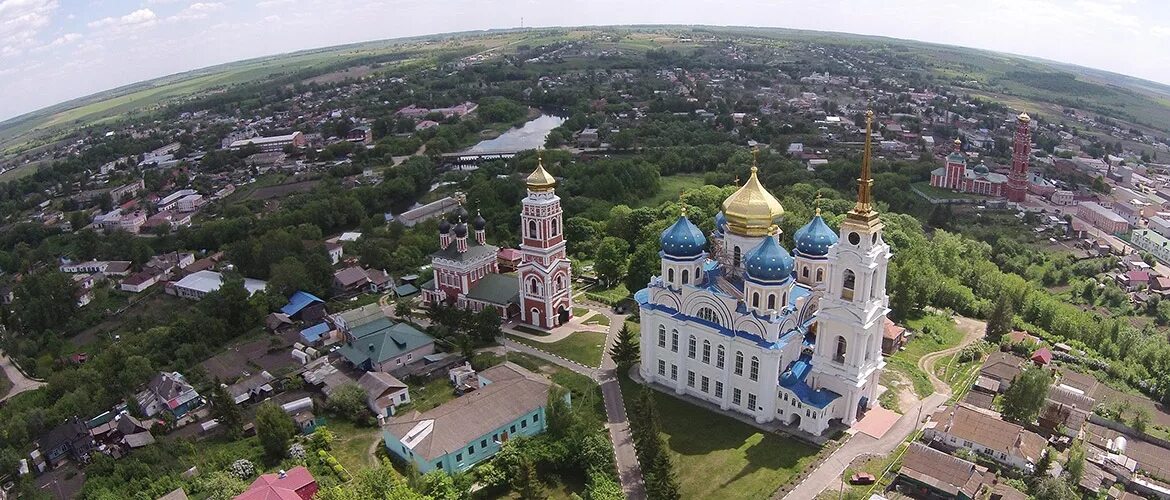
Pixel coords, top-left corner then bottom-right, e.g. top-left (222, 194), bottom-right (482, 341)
top-left (1005, 113), bottom-right (1032, 202)
top-left (421, 205), bottom-right (519, 319)
top-left (518, 158), bottom-right (574, 329)
top-left (930, 139), bottom-right (1007, 197)
top-left (235, 466), bottom-right (317, 500)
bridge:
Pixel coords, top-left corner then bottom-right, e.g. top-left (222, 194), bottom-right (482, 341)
top-left (438, 150), bottom-right (519, 165)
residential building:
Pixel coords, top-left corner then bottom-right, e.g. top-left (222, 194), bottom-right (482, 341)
top-left (383, 362), bottom-right (561, 474)
top-left (328, 302), bottom-right (385, 333)
top-left (175, 194), bottom-right (205, 213)
top-left (896, 442), bottom-right (989, 500)
top-left (1077, 202), bottom-right (1130, 235)
top-left (281, 291), bottom-right (327, 323)
top-left (1050, 190), bottom-right (1076, 205)
top-left (110, 179), bottom-right (145, 202)
top-left (170, 270), bottom-right (267, 300)
top-left (332, 267), bottom-right (370, 295)
top-left (158, 189), bottom-right (197, 211)
top-left (1132, 229), bottom-right (1170, 264)
top-left (37, 417), bottom-right (96, 468)
top-left (234, 466), bottom-right (317, 500)
top-left (93, 209), bottom-right (147, 233)
top-left (930, 140), bottom-right (1007, 197)
top-left (638, 116), bottom-right (889, 436)
top-left (325, 241), bottom-right (344, 265)
top-left (395, 195), bottom-right (463, 227)
top-left (1038, 385), bottom-right (1093, 438)
top-left (882, 318), bottom-right (906, 355)
top-left (924, 404), bottom-right (1047, 472)
top-left (120, 269), bottom-right (163, 293)
top-left (228, 131), bottom-right (306, 152)
top-left (136, 371), bottom-right (202, 418)
top-left (980, 352), bottom-right (1025, 392)
top-left (227, 371), bottom-right (275, 405)
top-left (576, 128), bottom-right (599, 147)
top-left (358, 371), bottom-right (410, 419)
top-left (336, 317), bottom-right (435, 373)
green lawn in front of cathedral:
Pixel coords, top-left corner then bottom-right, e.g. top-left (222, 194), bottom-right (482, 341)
top-left (507, 330), bottom-right (608, 367)
top-left (620, 377), bottom-right (821, 499)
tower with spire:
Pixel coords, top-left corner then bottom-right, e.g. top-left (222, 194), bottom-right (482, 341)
top-left (517, 154), bottom-right (573, 329)
top-left (807, 110), bottom-right (890, 428)
top-left (1005, 113), bottom-right (1032, 202)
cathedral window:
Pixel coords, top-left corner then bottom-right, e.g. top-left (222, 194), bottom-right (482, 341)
top-left (834, 336), bottom-right (847, 364)
top-left (529, 279), bottom-right (540, 294)
top-left (869, 271), bottom-right (877, 300)
top-left (670, 365), bottom-right (677, 380)
top-left (682, 269), bottom-right (689, 285)
top-left (697, 307), bottom-right (719, 325)
top-left (701, 376), bottom-right (709, 393)
top-left (733, 246), bottom-right (741, 267)
top-left (657, 326), bottom-right (666, 348)
top-left (550, 219), bottom-right (558, 236)
top-left (816, 268), bottom-right (824, 282)
top-left (668, 268), bottom-right (674, 283)
top-left (802, 267), bottom-right (809, 279)
top-left (752, 292), bottom-right (760, 309)
top-left (658, 360), bottom-right (665, 375)
top-left (732, 388), bottom-right (742, 406)
top-left (687, 336), bottom-right (696, 359)
top-left (747, 393), bottom-right (757, 410)
top-left (749, 357), bottom-right (759, 381)
top-left (734, 351), bottom-right (744, 375)
top-left (528, 220), bottom-right (537, 238)
top-left (715, 382), bottom-right (723, 398)
top-left (702, 340), bottom-right (711, 363)
top-left (767, 294), bottom-right (776, 310)
top-left (671, 330), bottom-right (678, 352)
top-left (842, 269), bottom-right (856, 300)
top-left (716, 346), bottom-right (725, 368)
top-left (556, 275), bottom-right (565, 291)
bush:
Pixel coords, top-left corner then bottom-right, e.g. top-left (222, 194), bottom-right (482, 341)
top-left (228, 459), bottom-right (255, 480)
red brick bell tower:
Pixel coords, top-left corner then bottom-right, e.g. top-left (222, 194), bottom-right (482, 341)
top-left (517, 155), bottom-right (572, 329)
top-left (1005, 113), bottom-right (1032, 202)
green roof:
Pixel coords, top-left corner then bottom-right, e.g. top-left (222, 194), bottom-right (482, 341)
top-left (465, 273), bottom-right (520, 305)
top-left (338, 318), bottom-right (434, 366)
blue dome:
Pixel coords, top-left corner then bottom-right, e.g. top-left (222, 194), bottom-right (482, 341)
top-left (714, 211), bottom-right (728, 233)
top-left (744, 234), bottom-right (794, 282)
top-left (660, 214), bottom-right (706, 258)
top-left (794, 214), bottom-right (838, 257)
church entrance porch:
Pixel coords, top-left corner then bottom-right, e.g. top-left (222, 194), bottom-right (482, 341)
top-left (557, 306), bottom-right (569, 325)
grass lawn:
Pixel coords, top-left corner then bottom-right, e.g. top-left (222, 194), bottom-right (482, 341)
top-left (638, 174), bottom-right (708, 208)
top-left (885, 312), bottom-right (966, 397)
top-left (619, 377), bottom-right (819, 499)
top-left (505, 351), bottom-right (604, 422)
top-left (325, 420), bottom-right (382, 472)
top-left (404, 377), bottom-right (458, 412)
top-left (910, 181), bottom-right (989, 201)
top-left (512, 324), bottom-right (551, 336)
top-left (507, 331), bottom-right (607, 367)
top-left (327, 293), bottom-right (384, 312)
top-left (585, 283), bottom-right (631, 304)
top-left (572, 306), bottom-right (590, 317)
top-left (582, 314), bottom-right (610, 326)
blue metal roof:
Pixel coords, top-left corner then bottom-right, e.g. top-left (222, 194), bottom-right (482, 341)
top-left (779, 354), bottom-right (841, 409)
top-left (281, 290), bottom-right (325, 316)
top-left (660, 215), bottom-right (706, 258)
top-left (744, 235), bottom-right (794, 282)
top-left (300, 322), bottom-right (331, 343)
top-left (794, 214), bottom-right (838, 257)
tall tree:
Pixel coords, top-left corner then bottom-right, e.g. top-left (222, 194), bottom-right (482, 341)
top-left (594, 237), bottom-right (630, 287)
top-left (516, 457), bottom-right (548, 500)
top-left (255, 402), bottom-right (296, 459)
top-left (985, 294), bottom-right (1014, 341)
top-left (609, 323), bottom-right (640, 370)
top-left (395, 300), bottom-right (413, 323)
top-left (10, 269), bottom-right (78, 335)
top-left (624, 241), bottom-right (660, 294)
top-left (1001, 365), bottom-right (1052, 423)
top-left (1066, 441), bottom-right (1085, 485)
top-left (208, 381), bottom-right (243, 438)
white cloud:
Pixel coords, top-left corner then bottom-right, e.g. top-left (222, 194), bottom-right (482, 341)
top-left (42, 31), bottom-right (78, 47)
top-left (169, 2), bottom-right (226, 22)
top-left (88, 8), bottom-right (158, 30)
top-left (257, 0), bottom-right (296, 8)
top-left (0, 0), bottom-right (59, 55)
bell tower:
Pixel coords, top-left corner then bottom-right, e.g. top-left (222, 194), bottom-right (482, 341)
top-left (518, 154), bottom-right (573, 329)
top-left (809, 110), bottom-right (890, 426)
top-left (1005, 113), bottom-right (1031, 202)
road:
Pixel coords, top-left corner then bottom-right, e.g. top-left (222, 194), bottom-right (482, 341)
top-left (782, 315), bottom-right (987, 500)
top-left (0, 352), bottom-right (45, 401)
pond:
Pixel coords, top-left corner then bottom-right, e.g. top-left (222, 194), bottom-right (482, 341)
top-left (462, 114), bottom-right (566, 154)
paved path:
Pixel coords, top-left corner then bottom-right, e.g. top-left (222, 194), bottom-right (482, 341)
top-left (0, 352), bottom-right (45, 401)
top-left (502, 303), bottom-right (646, 500)
top-left (781, 315), bottom-right (987, 500)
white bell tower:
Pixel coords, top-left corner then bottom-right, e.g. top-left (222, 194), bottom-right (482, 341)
top-left (809, 110), bottom-right (890, 426)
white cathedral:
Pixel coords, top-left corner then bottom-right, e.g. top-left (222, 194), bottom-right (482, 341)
top-left (635, 112), bottom-right (891, 436)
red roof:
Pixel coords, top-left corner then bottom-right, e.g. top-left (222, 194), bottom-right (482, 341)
top-left (883, 318), bottom-right (906, 340)
top-left (235, 466), bottom-right (317, 500)
top-left (1031, 347), bottom-right (1053, 365)
top-left (497, 248), bottom-right (522, 261)
top-left (1126, 270), bottom-right (1150, 283)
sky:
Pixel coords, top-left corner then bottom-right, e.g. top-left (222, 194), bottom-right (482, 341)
top-left (1, 0), bottom-right (1169, 122)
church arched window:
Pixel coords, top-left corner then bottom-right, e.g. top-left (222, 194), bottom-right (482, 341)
top-left (834, 336), bottom-right (847, 364)
top-left (658, 325), bottom-right (666, 348)
top-left (733, 246), bottom-right (742, 267)
top-left (842, 269), bottom-right (856, 300)
top-left (550, 219), bottom-right (558, 236)
top-left (529, 278), bottom-right (540, 294)
top-left (528, 220), bottom-right (537, 238)
top-left (667, 268), bottom-right (675, 283)
top-left (555, 274), bottom-right (565, 291)
top-left (716, 345), bottom-right (725, 368)
top-left (697, 307), bottom-right (719, 326)
top-left (749, 357), bottom-right (759, 381)
top-left (767, 294), bottom-right (776, 311)
top-left (702, 340), bottom-right (711, 363)
top-left (752, 292), bottom-right (760, 309)
top-left (671, 330), bottom-right (679, 352)
top-left (802, 266), bottom-right (809, 279)
top-left (734, 351), bottom-right (744, 375)
top-left (682, 269), bottom-right (689, 285)
top-left (688, 336), bottom-right (696, 359)
top-left (816, 268), bottom-right (824, 282)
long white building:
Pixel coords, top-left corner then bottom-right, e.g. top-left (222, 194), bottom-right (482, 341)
top-left (637, 113), bottom-right (889, 436)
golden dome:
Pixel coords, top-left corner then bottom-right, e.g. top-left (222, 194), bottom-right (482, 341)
top-left (1018, 112), bottom-right (1031, 123)
top-left (526, 155), bottom-right (556, 191)
top-left (722, 165), bottom-right (784, 236)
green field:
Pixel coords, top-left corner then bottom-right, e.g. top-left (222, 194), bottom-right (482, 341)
top-left (638, 174), bottom-right (708, 208)
top-left (507, 330), bottom-right (607, 367)
top-left (620, 377), bottom-right (820, 499)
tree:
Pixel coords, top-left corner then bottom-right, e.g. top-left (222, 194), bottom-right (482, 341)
top-left (1001, 365), bottom-right (1052, 423)
top-left (624, 241), bottom-right (660, 294)
top-left (609, 322), bottom-right (640, 370)
top-left (10, 269), bottom-right (78, 335)
top-left (985, 294), bottom-right (1014, 342)
top-left (268, 256), bottom-right (313, 298)
top-left (1066, 440), bottom-right (1085, 484)
top-left (1131, 406), bottom-right (1151, 433)
top-left (208, 381), bottom-right (243, 438)
top-left (585, 472), bottom-right (624, 500)
top-left (395, 300), bottom-right (414, 323)
top-left (255, 402), bottom-right (296, 459)
top-left (314, 460), bottom-right (428, 500)
top-left (326, 383), bottom-right (372, 423)
top-left (1032, 476), bottom-right (1075, 500)
top-left (594, 237), bottom-right (630, 287)
top-left (469, 306), bottom-right (502, 343)
top-left (516, 457), bottom-right (547, 500)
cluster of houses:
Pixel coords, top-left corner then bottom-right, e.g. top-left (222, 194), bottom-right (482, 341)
top-left (886, 332), bottom-right (1170, 499)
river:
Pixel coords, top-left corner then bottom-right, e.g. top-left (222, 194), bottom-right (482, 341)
top-left (462, 114), bottom-right (566, 154)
